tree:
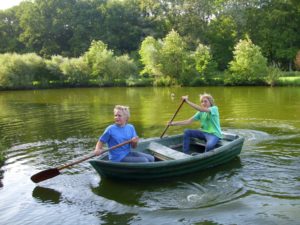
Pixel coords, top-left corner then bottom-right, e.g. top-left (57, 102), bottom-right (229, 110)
top-left (160, 30), bottom-right (188, 83)
top-left (83, 40), bottom-right (137, 83)
top-left (0, 7), bottom-right (24, 53)
top-left (60, 0), bottom-right (105, 57)
top-left (227, 37), bottom-right (268, 85)
top-left (99, 0), bottom-right (150, 54)
top-left (207, 15), bottom-right (238, 70)
top-left (194, 44), bottom-right (217, 81)
top-left (139, 36), bottom-right (162, 77)
top-left (165, 0), bottom-right (216, 46)
top-left (244, 0), bottom-right (300, 70)
top-left (83, 40), bottom-right (114, 81)
top-left (18, 0), bottom-right (104, 57)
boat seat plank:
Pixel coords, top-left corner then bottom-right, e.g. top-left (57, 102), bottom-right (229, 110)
top-left (148, 142), bottom-right (191, 160)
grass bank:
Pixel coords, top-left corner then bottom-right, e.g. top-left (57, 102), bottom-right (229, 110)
top-left (276, 76), bottom-right (300, 86)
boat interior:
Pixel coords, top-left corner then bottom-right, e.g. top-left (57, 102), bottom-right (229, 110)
top-left (99, 132), bottom-right (238, 162)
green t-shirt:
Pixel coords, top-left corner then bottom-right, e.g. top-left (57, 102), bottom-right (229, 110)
top-left (193, 106), bottom-right (222, 138)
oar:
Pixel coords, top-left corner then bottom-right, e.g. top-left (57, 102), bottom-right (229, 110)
top-left (30, 139), bottom-right (132, 183)
top-left (160, 99), bottom-right (185, 138)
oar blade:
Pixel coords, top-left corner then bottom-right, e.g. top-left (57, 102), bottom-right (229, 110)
top-left (31, 168), bottom-right (60, 183)
top-left (30, 140), bottom-right (132, 183)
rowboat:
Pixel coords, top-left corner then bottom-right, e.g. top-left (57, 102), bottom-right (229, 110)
top-left (89, 132), bottom-right (244, 180)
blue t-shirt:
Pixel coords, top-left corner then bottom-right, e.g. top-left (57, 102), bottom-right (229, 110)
top-left (193, 106), bottom-right (222, 138)
top-left (99, 123), bottom-right (137, 162)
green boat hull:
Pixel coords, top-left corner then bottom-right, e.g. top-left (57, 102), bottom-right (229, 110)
top-left (89, 133), bottom-right (244, 180)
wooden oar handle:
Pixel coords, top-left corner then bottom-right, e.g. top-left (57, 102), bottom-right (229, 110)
top-left (160, 99), bottom-right (185, 138)
top-left (57, 139), bottom-right (133, 170)
top-left (58, 153), bottom-right (96, 170)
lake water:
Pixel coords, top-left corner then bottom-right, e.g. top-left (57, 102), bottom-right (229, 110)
top-left (0, 87), bottom-right (299, 225)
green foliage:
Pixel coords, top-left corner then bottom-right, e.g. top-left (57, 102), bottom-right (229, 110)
top-left (160, 30), bottom-right (187, 82)
top-left (114, 55), bottom-right (138, 80)
top-left (45, 55), bottom-right (65, 82)
top-left (139, 30), bottom-right (196, 86)
top-left (189, 77), bottom-right (208, 86)
top-left (17, 0), bottom-right (103, 57)
top-left (139, 36), bottom-right (162, 77)
top-left (60, 57), bottom-right (90, 85)
top-left (0, 39), bottom-right (141, 89)
top-left (265, 65), bottom-right (282, 86)
top-left (0, 7), bottom-right (24, 53)
top-left (0, 0), bottom-right (298, 72)
top-left (153, 76), bottom-right (173, 87)
top-left (194, 44), bottom-right (218, 81)
top-left (245, 0), bottom-right (300, 70)
top-left (277, 76), bottom-right (300, 86)
top-left (179, 54), bottom-right (197, 86)
top-left (99, 0), bottom-right (149, 54)
top-left (207, 15), bottom-right (238, 70)
top-left (139, 30), bottom-right (217, 86)
top-left (0, 53), bottom-right (48, 89)
top-left (23, 53), bottom-right (50, 84)
top-left (226, 37), bottom-right (268, 85)
top-left (126, 77), bottom-right (153, 87)
top-left (83, 40), bottom-right (138, 83)
top-left (280, 71), bottom-right (300, 77)
top-left (194, 44), bottom-right (211, 75)
top-left (83, 40), bottom-right (114, 81)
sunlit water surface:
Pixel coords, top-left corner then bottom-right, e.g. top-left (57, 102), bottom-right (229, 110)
top-left (0, 87), bottom-right (299, 225)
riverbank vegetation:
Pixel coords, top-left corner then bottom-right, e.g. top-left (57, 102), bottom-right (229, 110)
top-left (0, 0), bottom-right (299, 90)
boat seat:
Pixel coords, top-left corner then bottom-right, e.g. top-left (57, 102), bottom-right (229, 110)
top-left (191, 138), bottom-right (228, 147)
top-left (148, 142), bottom-right (191, 161)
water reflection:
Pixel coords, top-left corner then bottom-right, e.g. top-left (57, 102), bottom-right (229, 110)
top-left (99, 212), bottom-right (136, 225)
top-left (92, 178), bottom-right (149, 207)
top-left (139, 158), bottom-right (244, 210)
top-left (92, 157), bottom-right (243, 210)
top-left (32, 186), bottom-right (61, 204)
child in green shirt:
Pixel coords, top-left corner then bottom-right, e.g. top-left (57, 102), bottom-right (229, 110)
top-left (169, 94), bottom-right (222, 153)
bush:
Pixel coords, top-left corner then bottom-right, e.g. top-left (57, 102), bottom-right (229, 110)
top-left (0, 53), bottom-right (48, 89)
top-left (113, 55), bottom-right (138, 80)
top-left (189, 77), bottom-right (208, 86)
top-left (83, 40), bottom-right (114, 80)
top-left (153, 76), bottom-right (173, 86)
top-left (60, 57), bottom-right (90, 85)
top-left (265, 65), bottom-right (281, 86)
top-left (226, 37), bottom-right (268, 85)
top-left (45, 55), bottom-right (65, 82)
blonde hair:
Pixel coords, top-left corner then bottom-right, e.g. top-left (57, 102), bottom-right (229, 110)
top-left (199, 93), bottom-right (215, 106)
top-left (114, 105), bottom-right (130, 119)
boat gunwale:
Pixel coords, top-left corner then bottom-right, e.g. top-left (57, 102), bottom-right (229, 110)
top-left (89, 135), bottom-right (244, 169)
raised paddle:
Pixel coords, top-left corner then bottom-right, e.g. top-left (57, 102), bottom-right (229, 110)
top-left (30, 139), bottom-right (132, 183)
top-left (160, 98), bottom-right (185, 138)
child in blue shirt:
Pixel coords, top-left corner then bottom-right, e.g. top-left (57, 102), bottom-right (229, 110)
top-left (94, 105), bottom-right (154, 162)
